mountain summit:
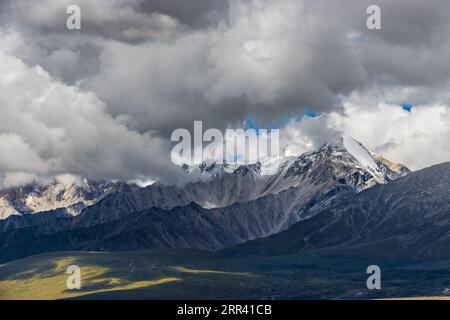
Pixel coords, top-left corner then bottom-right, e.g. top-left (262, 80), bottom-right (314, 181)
top-left (227, 162), bottom-right (450, 260)
top-left (73, 136), bottom-right (409, 229)
top-left (0, 136), bottom-right (410, 262)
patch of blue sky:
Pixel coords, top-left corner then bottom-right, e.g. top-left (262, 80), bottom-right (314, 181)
top-left (225, 154), bottom-right (244, 162)
top-left (245, 110), bottom-right (320, 132)
top-left (400, 103), bottom-right (413, 112)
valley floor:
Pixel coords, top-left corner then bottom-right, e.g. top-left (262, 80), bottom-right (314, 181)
top-left (0, 250), bottom-right (449, 300)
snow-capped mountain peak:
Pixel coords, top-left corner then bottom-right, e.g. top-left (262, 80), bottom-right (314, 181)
top-left (0, 136), bottom-right (411, 258)
top-left (0, 178), bottom-right (131, 220)
top-left (342, 135), bottom-right (382, 175)
top-left (0, 135), bottom-right (409, 244)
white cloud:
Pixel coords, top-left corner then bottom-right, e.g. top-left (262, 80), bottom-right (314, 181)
top-left (331, 102), bottom-right (450, 170)
top-left (2, 172), bottom-right (37, 188)
top-left (279, 100), bottom-right (450, 171)
top-left (1, 0), bottom-right (450, 184)
top-left (0, 50), bottom-right (183, 185)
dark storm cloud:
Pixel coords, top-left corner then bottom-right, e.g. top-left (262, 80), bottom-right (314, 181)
top-left (0, 1), bottom-right (11, 25)
top-left (2, 0), bottom-right (186, 83)
top-left (8, 0), bottom-right (183, 42)
top-left (84, 0), bottom-right (450, 133)
top-left (138, 0), bottom-right (230, 29)
top-left (6, 0), bottom-right (450, 118)
top-left (363, 0), bottom-right (450, 46)
top-left (1, 0), bottom-right (450, 183)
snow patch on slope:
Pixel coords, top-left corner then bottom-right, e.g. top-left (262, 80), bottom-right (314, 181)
top-left (342, 135), bottom-right (384, 181)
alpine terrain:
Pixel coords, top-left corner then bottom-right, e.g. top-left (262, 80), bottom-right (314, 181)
top-left (0, 136), bottom-right (409, 262)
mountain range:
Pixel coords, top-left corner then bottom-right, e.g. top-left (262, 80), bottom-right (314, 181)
top-left (2, 136), bottom-right (450, 299)
top-left (226, 161), bottom-right (450, 260)
top-left (0, 136), bottom-right (411, 262)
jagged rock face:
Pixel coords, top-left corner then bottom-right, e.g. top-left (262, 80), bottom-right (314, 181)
top-left (225, 162), bottom-right (450, 260)
top-left (0, 137), bottom-right (412, 263)
top-left (0, 136), bottom-right (408, 224)
top-left (0, 179), bottom-right (134, 220)
top-left (77, 136), bottom-right (409, 232)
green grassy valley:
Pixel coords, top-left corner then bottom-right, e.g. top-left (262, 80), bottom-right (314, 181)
top-left (1, 250), bottom-right (449, 300)
top-left (0, 250), bottom-right (261, 300)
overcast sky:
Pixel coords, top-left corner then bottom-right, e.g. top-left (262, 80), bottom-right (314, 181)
top-left (0, 0), bottom-right (450, 187)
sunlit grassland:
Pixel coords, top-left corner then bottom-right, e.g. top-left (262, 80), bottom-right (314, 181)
top-left (0, 250), bottom-right (259, 300)
top-left (1, 250), bottom-right (449, 299)
top-left (171, 265), bottom-right (252, 276)
top-left (0, 256), bottom-right (180, 299)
